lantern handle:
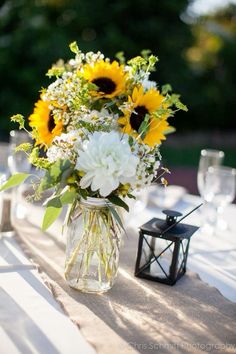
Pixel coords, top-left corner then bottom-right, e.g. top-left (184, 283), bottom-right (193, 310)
top-left (160, 203), bottom-right (203, 236)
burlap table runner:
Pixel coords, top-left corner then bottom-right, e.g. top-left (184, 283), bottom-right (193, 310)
top-left (14, 213), bottom-right (236, 354)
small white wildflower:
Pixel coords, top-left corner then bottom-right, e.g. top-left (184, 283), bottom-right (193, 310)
top-left (85, 51), bottom-right (104, 64)
top-left (141, 77), bottom-right (157, 91)
top-left (47, 131), bottom-right (82, 163)
top-left (154, 160), bottom-right (161, 170)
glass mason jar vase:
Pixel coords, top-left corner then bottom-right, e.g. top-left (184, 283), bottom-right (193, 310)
top-left (64, 197), bottom-right (122, 293)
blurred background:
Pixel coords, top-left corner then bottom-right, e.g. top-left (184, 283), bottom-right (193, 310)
top-left (0, 0), bottom-right (236, 194)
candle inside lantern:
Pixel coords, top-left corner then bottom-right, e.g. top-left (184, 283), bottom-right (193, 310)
top-left (150, 238), bottom-right (173, 278)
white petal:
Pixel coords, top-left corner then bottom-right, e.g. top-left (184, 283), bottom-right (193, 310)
top-left (80, 172), bottom-right (95, 189)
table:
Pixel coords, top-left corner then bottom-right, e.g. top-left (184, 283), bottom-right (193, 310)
top-left (1, 187), bottom-right (236, 354)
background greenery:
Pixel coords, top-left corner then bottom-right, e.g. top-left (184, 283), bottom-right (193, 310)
top-left (0, 0), bottom-right (235, 166)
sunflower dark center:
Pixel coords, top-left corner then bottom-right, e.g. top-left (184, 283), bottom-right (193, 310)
top-left (48, 112), bottom-right (56, 133)
top-left (92, 77), bottom-right (116, 94)
top-left (130, 106), bottom-right (149, 132)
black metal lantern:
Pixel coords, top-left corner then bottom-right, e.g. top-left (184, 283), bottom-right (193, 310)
top-left (135, 205), bottom-right (201, 285)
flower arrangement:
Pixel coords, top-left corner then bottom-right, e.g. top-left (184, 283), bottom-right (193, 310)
top-left (1, 42), bottom-right (188, 292)
top-left (1, 42), bottom-right (187, 230)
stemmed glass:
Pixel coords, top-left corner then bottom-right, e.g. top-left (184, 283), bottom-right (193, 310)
top-left (8, 130), bottom-right (32, 220)
top-left (203, 166), bottom-right (236, 230)
top-left (197, 149), bottom-right (225, 197)
top-left (8, 130), bottom-right (31, 174)
top-left (197, 149), bottom-right (224, 232)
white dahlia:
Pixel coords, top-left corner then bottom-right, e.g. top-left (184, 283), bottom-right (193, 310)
top-left (76, 132), bottom-right (139, 197)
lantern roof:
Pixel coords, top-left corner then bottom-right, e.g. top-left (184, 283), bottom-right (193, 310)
top-left (139, 217), bottom-right (199, 240)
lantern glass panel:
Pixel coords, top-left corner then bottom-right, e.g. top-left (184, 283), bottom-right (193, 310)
top-left (149, 238), bottom-right (174, 278)
top-left (177, 239), bottom-right (189, 274)
top-left (139, 234), bottom-right (153, 268)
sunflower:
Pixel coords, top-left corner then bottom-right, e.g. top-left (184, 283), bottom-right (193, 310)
top-left (83, 60), bottom-right (127, 98)
top-left (29, 99), bottom-right (63, 148)
top-left (118, 86), bottom-right (169, 147)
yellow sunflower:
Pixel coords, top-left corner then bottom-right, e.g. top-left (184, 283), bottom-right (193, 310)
top-left (29, 99), bottom-right (63, 148)
top-left (83, 60), bottom-right (127, 98)
top-left (118, 86), bottom-right (169, 147)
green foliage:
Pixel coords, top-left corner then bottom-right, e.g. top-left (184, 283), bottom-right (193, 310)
top-left (46, 60), bottom-right (65, 78)
top-left (115, 51), bottom-right (125, 64)
top-left (15, 143), bottom-right (32, 153)
top-left (69, 41), bottom-right (80, 54)
top-left (10, 115), bottom-right (25, 130)
top-left (29, 148), bottom-right (51, 169)
top-left (0, 173), bottom-right (31, 192)
top-left (39, 159), bottom-right (72, 192)
top-left (138, 114), bottom-right (150, 139)
top-left (161, 84), bottom-right (172, 95)
top-left (42, 188), bottom-right (77, 230)
top-left (107, 195), bottom-right (129, 212)
top-left (42, 198), bottom-right (63, 231)
top-left (107, 205), bottom-right (125, 232)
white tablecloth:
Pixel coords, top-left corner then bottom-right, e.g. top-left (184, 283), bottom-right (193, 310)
top-left (0, 235), bottom-right (95, 354)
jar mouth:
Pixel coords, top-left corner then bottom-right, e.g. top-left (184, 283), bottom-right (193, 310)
top-left (80, 197), bottom-right (110, 207)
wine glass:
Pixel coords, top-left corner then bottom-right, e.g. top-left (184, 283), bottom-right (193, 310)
top-left (197, 149), bottom-right (224, 233)
top-left (197, 149), bottom-right (225, 198)
top-left (8, 130), bottom-right (31, 174)
top-left (203, 166), bottom-right (236, 230)
top-left (8, 130), bottom-right (32, 220)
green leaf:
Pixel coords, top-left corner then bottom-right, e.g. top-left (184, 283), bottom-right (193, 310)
top-left (138, 113), bottom-right (150, 139)
top-left (107, 205), bottom-right (125, 232)
top-left (69, 41), bottom-right (79, 54)
top-left (46, 196), bottom-right (62, 208)
top-left (42, 189), bottom-right (77, 230)
top-left (63, 200), bottom-right (77, 230)
top-left (29, 147), bottom-right (50, 169)
top-left (115, 51), bottom-right (125, 64)
top-left (107, 195), bottom-right (129, 212)
top-left (39, 159), bottom-right (71, 192)
top-left (60, 190), bottom-right (77, 205)
top-left (51, 159), bottom-right (71, 181)
top-left (166, 93), bottom-right (180, 105)
top-left (79, 188), bottom-right (88, 200)
top-left (0, 173), bottom-right (31, 192)
top-left (59, 167), bottom-right (74, 189)
top-left (15, 143), bottom-right (32, 153)
top-left (42, 204), bottom-right (62, 231)
top-left (141, 49), bottom-right (151, 59)
top-left (164, 126), bottom-right (176, 135)
top-left (175, 101), bottom-right (188, 112)
top-left (161, 84), bottom-right (172, 95)
top-left (10, 115), bottom-right (25, 129)
top-left (127, 193), bottom-right (136, 199)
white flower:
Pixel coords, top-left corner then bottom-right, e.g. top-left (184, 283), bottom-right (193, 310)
top-left (85, 51), bottom-right (104, 64)
top-left (53, 130), bottom-right (81, 148)
top-left (141, 77), bottom-right (157, 91)
top-left (127, 68), bottom-right (157, 91)
top-left (47, 130), bottom-right (82, 163)
top-left (76, 132), bottom-right (139, 197)
top-left (80, 108), bottom-right (118, 126)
